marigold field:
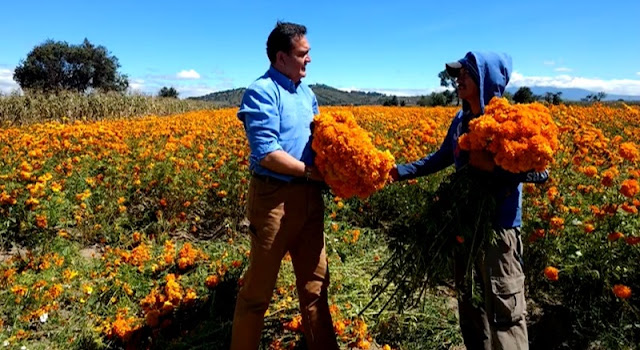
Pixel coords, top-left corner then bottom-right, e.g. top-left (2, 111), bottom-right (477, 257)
top-left (1, 104), bottom-right (639, 349)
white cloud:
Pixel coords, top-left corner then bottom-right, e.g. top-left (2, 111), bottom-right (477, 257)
top-left (176, 69), bottom-right (201, 80)
top-left (126, 74), bottom-right (233, 98)
top-left (0, 68), bottom-right (21, 94)
top-left (543, 60), bottom-right (556, 66)
top-left (554, 67), bottom-right (572, 72)
top-left (637, 72), bottom-right (640, 76)
top-left (177, 85), bottom-right (218, 98)
top-left (128, 79), bottom-right (146, 92)
top-left (510, 71), bottom-right (640, 96)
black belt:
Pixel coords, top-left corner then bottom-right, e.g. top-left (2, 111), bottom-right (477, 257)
top-left (251, 172), bottom-right (321, 185)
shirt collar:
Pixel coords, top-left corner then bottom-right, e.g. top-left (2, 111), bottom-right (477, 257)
top-left (268, 66), bottom-right (298, 92)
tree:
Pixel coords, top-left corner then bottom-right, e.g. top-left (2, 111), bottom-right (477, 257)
top-left (417, 92), bottom-right (449, 107)
top-left (513, 86), bottom-right (536, 104)
top-left (158, 86), bottom-right (179, 98)
top-left (438, 70), bottom-right (459, 105)
top-left (543, 91), bottom-right (563, 105)
top-left (582, 91), bottom-right (607, 102)
top-left (383, 95), bottom-right (399, 106)
top-left (13, 39), bottom-right (129, 93)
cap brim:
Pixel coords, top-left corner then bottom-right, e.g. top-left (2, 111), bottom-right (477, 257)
top-left (445, 61), bottom-right (462, 77)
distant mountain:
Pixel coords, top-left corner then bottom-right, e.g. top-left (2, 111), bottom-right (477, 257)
top-left (190, 84), bottom-right (640, 106)
top-left (189, 88), bottom-right (245, 107)
top-left (506, 86), bottom-right (640, 101)
top-left (189, 84), bottom-right (420, 106)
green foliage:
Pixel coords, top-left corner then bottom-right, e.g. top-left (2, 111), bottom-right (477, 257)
top-left (158, 87), bottom-right (179, 99)
top-left (513, 86), bottom-right (537, 104)
top-left (13, 39), bottom-right (129, 93)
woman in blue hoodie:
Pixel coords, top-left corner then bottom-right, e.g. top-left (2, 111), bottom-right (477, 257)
top-left (390, 52), bottom-right (548, 350)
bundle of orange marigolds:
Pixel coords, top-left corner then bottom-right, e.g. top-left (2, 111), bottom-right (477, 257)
top-left (312, 111), bottom-right (395, 198)
top-left (458, 97), bottom-right (559, 173)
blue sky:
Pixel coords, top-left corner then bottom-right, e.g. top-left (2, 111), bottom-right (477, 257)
top-left (1, 0), bottom-right (639, 98)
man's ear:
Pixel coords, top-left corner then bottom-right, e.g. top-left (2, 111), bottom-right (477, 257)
top-left (276, 51), bottom-right (286, 66)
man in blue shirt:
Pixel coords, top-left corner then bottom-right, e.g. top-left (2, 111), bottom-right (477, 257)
top-left (230, 22), bottom-right (339, 350)
top-left (390, 52), bottom-right (548, 350)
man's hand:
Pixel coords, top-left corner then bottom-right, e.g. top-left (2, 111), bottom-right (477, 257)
top-left (389, 165), bottom-right (400, 182)
top-left (469, 150), bottom-right (496, 172)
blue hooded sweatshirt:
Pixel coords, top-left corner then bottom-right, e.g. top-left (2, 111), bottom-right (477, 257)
top-left (397, 51), bottom-right (549, 228)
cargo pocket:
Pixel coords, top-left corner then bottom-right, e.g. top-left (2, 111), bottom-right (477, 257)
top-left (490, 274), bottom-right (526, 326)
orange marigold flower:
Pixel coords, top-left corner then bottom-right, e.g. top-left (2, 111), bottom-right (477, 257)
top-left (583, 223), bottom-right (595, 233)
top-left (625, 236), bottom-right (640, 245)
top-left (205, 275), bottom-right (220, 288)
top-left (334, 319), bottom-right (346, 336)
top-left (581, 166), bottom-right (598, 178)
top-left (601, 167), bottom-right (619, 187)
top-left (11, 284), bottom-right (28, 297)
top-left (164, 274), bottom-right (183, 305)
top-left (621, 203), bottom-right (638, 214)
top-left (184, 289), bottom-right (197, 303)
top-left (35, 214), bottom-right (48, 228)
top-left (550, 217), bottom-right (564, 230)
top-left (111, 315), bottom-right (138, 341)
top-left (0, 191), bottom-right (17, 205)
top-left (612, 284), bottom-right (632, 299)
top-left (620, 179), bottom-right (640, 198)
top-left (544, 266), bottom-right (559, 281)
top-left (546, 186), bottom-right (558, 201)
top-left (177, 242), bottom-right (200, 270)
top-left (619, 142), bottom-right (639, 162)
top-left (608, 232), bottom-right (624, 241)
top-left (529, 228), bottom-right (545, 242)
top-left (284, 314), bottom-right (303, 332)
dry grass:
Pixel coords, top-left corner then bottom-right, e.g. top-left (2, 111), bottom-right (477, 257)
top-left (0, 91), bottom-right (216, 126)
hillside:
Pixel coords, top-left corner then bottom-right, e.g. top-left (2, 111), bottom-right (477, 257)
top-left (189, 84), bottom-right (420, 107)
top-left (190, 84), bottom-right (640, 107)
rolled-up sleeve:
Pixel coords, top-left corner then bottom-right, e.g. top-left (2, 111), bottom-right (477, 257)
top-left (238, 87), bottom-right (282, 163)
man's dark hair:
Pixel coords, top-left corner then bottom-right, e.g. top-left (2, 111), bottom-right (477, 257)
top-left (266, 21), bottom-right (307, 64)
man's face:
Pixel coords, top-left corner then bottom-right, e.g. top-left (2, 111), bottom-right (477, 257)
top-left (457, 67), bottom-right (479, 102)
top-left (277, 35), bottom-right (311, 83)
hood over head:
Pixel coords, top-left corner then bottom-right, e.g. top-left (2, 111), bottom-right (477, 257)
top-left (446, 51), bottom-right (512, 113)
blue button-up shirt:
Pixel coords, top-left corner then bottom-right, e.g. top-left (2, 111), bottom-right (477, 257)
top-left (238, 66), bottom-right (319, 182)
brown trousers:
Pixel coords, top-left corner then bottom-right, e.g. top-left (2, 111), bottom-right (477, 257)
top-left (230, 176), bottom-right (339, 350)
top-left (454, 227), bottom-right (529, 350)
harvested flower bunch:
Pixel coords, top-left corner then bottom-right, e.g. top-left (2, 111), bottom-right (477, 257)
top-left (312, 110), bottom-right (395, 198)
top-left (458, 97), bottom-right (559, 173)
